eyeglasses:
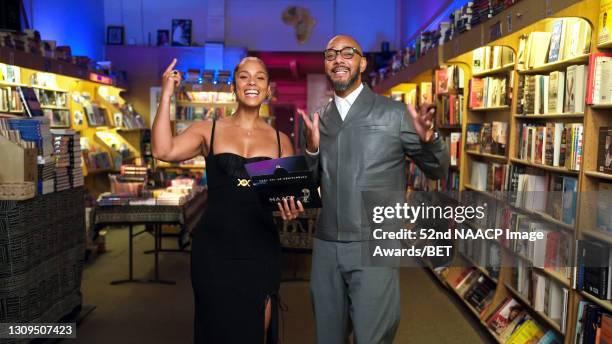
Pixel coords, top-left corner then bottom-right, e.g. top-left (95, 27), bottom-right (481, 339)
top-left (324, 47), bottom-right (363, 61)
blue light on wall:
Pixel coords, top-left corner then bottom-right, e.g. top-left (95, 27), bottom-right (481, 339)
top-left (25, 0), bottom-right (105, 61)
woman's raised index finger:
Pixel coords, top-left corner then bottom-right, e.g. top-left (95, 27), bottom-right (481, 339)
top-left (164, 58), bottom-right (177, 74)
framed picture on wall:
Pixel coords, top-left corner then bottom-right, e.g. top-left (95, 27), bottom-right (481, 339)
top-left (157, 30), bottom-right (170, 46)
top-left (107, 26), bottom-right (124, 45)
top-left (171, 19), bottom-right (192, 46)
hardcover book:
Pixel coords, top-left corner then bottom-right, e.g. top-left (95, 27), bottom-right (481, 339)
top-left (598, 127), bottom-right (612, 174)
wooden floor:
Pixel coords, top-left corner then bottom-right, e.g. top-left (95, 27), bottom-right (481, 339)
top-left (69, 227), bottom-right (492, 343)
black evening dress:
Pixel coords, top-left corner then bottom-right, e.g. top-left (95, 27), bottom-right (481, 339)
top-left (191, 119), bottom-right (282, 343)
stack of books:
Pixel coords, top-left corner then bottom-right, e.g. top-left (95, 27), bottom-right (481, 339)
top-left (36, 155), bottom-right (55, 195)
top-left (466, 122), bottom-right (508, 155)
top-left (8, 117), bottom-right (54, 157)
top-left (51, 129), bottom-right (83, 189)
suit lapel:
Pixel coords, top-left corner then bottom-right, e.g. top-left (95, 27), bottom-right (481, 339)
top-left (342, 84), bottom-right (375, 127)
top-left (322, 99), bottom-right (343, 129)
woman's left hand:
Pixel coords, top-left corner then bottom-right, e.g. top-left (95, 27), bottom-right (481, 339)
top-left (277, 197), bottom-right (305, 221)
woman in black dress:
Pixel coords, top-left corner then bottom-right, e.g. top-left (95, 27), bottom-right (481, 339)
top-left (152, 57), bottom-right (303, 343)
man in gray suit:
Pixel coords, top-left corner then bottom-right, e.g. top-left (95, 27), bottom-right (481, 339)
top-left (299, 35), bottom-right (449, 343)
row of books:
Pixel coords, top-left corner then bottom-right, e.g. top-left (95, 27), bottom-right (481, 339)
top-left (466, 122), bottom-right (508, 156)
top-left (34, 88), bottom-right (68, 108)
top-left (453, 267), bottom-right (496, 316)
top-left (7, 117), bottom-right (54, 157)
top-left (468, 76), bottom-right (510, 109)
top-left (438, 94), bottom-right (464, 126)
top-left (516, 122), bottom-right (584, 171)
top-left (517, 18), bottom-right (591, 70)
top-left (405, 161), bottom-right (460, 192)
top-left (472, 45), bottom-right (515, 74)
top-left (468, 162), bottom-right (578, 225)
top-left (504, 215), bottom-right (573, 276)
top-left (574, 300), bottom-right (612, 343)
top-left (178, 91), bottom-right (235, 103)
top-left (0, 86), bottom-right (24, 113)
top-left (470, 161), bottom-right (508, 192)
top-left (119, 104), bottom-right (147, 129)
top-left (175, 106), bottom-right (235, 122)
top-left (517, 65), bottom-right (588, 115)
top-left (434, 65), bottom-right (465, 94)
top-left (512, 170), bottom-right (578, 226)
top-left (487, 295), bottom-right (563, 343)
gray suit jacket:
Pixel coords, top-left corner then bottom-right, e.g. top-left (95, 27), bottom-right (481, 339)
top-left (302, 84), bottom-right (450, 242)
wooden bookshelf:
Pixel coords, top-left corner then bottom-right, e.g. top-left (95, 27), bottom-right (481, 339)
top-left (581, 229), bottom-right (612, 245)
top-left (533, 267), bottom-right (571, 288)
top-left (584, 170), bottom-right (612, 181)
top-left (504, 283), bottom-right (531, 306)
top-left (509, 158), bottom-right (580, 175)
top-left (589, 103), bottom-right (612, 109)
top-left (466, 150), bottom-right (508, 161)
top-left (578, 290), bottom-right (612, 313)
top-left (375, 1), bottom-right (606, 342)
top-left (472, 63), bottom-right (515, 78)
top-left (458, 252), bottom-right (499, 284)
top-left (597, 41), bottom-right (612, 49)
top-left (513, 113), bottom-right (584, 119)
top-left (438, 124), bottom-right (462, 130)
top-left (469, 105), bottom-right (511, 112)
top-left (517, 54), bottom-right (590, 74)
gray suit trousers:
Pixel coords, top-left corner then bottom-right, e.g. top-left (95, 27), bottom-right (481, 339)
top-left (310, 238), bottom-right (401, 344)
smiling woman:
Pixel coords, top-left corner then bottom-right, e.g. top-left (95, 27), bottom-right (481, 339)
top-left (151, 56), bottom-right (304, 343)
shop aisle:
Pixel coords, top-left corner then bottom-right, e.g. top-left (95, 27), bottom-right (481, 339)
top-left (71, 227), bottom-right (491, 344)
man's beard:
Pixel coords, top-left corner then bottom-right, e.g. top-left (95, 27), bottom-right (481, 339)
top-left (328, 69), bottom-right (360, 92)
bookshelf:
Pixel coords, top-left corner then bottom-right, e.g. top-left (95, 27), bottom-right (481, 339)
top-left (517, 53), bottom-right (590, 74)
top-left (376, 0), bottom-right (612, 342)
top-left (513, 113), bottom-right (585, 119)
top-left (469, 106), bottom-right (511, 112)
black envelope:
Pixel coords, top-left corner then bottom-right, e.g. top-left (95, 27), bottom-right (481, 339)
top-left (244, 155), bottom-right (321, 209)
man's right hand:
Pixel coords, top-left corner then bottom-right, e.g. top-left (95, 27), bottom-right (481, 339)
top-left (161, 58), bottom-right (182, 98)
top-left (298, 109), bottom-right (320, 152)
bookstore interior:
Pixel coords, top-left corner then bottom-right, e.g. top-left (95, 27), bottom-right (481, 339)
top-left (2, 0), bottom-right (612, 343)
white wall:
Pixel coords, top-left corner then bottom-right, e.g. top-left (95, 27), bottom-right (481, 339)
top-left (333, 0), bottom-right (398, 52)
top-left (104, 0), bottom-right (401, 52)
top-left (225, 0), bottom-right (333, 51)
top-left (104, 0), bottom-right (208, 45)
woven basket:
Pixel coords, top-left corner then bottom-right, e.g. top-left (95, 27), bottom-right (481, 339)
top-left (0, 182), bottom-right (36, 200)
